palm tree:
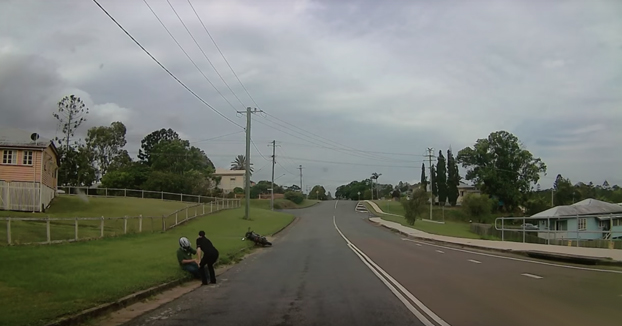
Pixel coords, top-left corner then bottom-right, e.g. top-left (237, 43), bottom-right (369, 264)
top-left (231, 155), bottom-right (253, 175)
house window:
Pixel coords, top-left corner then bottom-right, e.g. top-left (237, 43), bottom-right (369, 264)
top-left (460, 191), bottom-right (464, 197)
top-left (2, 150), bottom-right (16, 164)
top-left (23, 151), bottom-right (33, 165)
top-left (614, 219), bottom-right (622, 227)
top-left (578, 218), bottom-right (587, 231)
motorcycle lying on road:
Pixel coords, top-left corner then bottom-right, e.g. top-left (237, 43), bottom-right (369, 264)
top-left (242, 228), bottom-right (272, 247)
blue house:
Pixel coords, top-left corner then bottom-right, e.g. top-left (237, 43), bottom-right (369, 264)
top-left (531, 199), bottom-right (622, 241)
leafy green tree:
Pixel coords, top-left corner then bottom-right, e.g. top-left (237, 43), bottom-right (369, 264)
top-left (420, 163), bottom-right (427, 192)
top-left (286, 184), bottom-right (301, 192)
top-left (86, 121), bottom-right (127, 179)
top-left (553, 174), bottom-right (574, 205)
top-left (462, 193), bottom-right (494, 219)
top-left (456, 131), bottom-right (546, 211)
top-left (310, 185), bottom-right (327, 200)
top-left (53, 95), bottom-right (89, 150)
top-left (53, 95), bottom-right (90, 186)
top-left (230, 154), bottom-right (253, 175)
top-left (100, 162), bottom-right (150, 189)
top-left (436, 150), bottom-right (448, 205)
top-left (447, 149), bottom-right (460, 206)
top-left (138, 128), bottom-right (180, 166)
top-left (401, 189), bottom-right (428, 225)
top-left (335, 179), bottom-right (373, 200)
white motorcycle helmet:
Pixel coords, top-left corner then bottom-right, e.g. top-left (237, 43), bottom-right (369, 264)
top-left (179, 236), bottom-right (191, 249)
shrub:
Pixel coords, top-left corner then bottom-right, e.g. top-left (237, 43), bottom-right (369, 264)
top-left (401, 189), bottom-right (428, 225)
top-left (462, 193), bottom-right (494, 218)
top-left (284, 191), bottom-right (304, 204)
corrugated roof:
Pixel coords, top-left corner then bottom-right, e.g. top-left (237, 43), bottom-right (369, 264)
top-left (0, 127), bottom-right (52, 148)
top-left (532, 198), bottom-right (622, 217)
top-left (214, 168), bottom-right (246, 176)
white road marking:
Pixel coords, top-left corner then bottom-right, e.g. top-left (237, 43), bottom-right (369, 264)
top-left (334, 216), bottom-right (450, 326)
top-left (468, 259), bottom-right (482, 264)
top-left (521, 273), bottom-right (543, 279)
top-left (436, 250), bottom-right (445, 254)
top-left (335, 200), bottom-right (339, 209)
top-left (415, 243), bottom-right (422, 246)
top-left (401, 238), bottom-right (622, 274)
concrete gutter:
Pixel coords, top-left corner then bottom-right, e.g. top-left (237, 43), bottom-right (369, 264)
top-left (45, 215), bottom-right (298, 326)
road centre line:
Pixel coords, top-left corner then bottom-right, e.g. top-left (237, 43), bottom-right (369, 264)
top-left (334, 215), bottom-right (450, 326)
top-left (468, 259), bottom-right (482, 264)
top-left (435, 250), bottom-right (445, 254)
top-left (401, 238), bottom-right (622, 274)
top-left (522, 273), bottom-right (543, 279)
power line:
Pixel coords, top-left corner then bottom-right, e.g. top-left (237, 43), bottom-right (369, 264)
top-left (187, 0), bottom-right (261, 109)
top-left (92, 0), bottom-right (242, 128)
top-left (142, 0), bottom-right (240, 114)
top-left (191, 130), bottom-right (244, 144)
top-left (251, 139), bottom-right (270, 161)
top-left (277, 155), bottom-right (425, 168)
top-left (165, 0), bottom-right (246, 108)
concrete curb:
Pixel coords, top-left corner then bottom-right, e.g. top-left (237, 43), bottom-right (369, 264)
top-left (370, 220), bottom-right (622, 267)
top-left (45, 214), bottom-right (299, 326)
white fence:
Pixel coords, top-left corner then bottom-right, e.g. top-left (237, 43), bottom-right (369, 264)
top-left (2, 199), bottom-right (241, 245)
top-left (0, 181), bottom-right (55, 212)
top-left (57, 186), bottom-right (223, 203)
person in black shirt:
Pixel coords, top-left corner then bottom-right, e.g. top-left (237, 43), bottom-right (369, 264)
top-left (196, 230), bottom-right (219, 285)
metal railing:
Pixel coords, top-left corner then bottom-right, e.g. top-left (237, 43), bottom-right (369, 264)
top-left (491, 214), bottom-right (622, 249)
top-left (57, 186), bottom-right (224, 204)
top-left (2, 198), bottom-right (241, 246)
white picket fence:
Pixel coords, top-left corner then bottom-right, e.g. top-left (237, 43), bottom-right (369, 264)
top-left (2, 199), bottom-right (241, 245)
top-left (0, 181), bottom-right (55, 212)
top-left (57, 186), bottom-right (225, 204)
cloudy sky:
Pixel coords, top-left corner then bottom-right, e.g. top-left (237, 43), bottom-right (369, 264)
top-left (1, 0), bottom-right (621, 194)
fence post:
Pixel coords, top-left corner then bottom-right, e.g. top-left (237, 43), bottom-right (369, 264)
top-left (547, 218), bottom-right (550, 245)
top-left (175, 212), bottom-right (178, 225)
top-left (186, 208), bottom-right (188, 220)
top-left (46, 217), bottom-right (51, 244)
top-left (142, 190), bottom-right (144, 199)
top-left (124, 216), bottom-right (128, 234)
top-left (202, 204), bottom-right (205, 215)
top-left (75, 218), bottom-right (78, 241)
top-left (210, 201), bottom-right (213, 213)
top-left (161, 191), bottom-right (164, 200)
top-left (100, 216), bottom-right (104, 238)
top-left (522, 217), bottom-right (525, 243)
top-left (576, 215), bottom-right (580, 247)
top-left (124, 188), bottom-right (127, 197)
top-left (162, 215), bottom-right (165, 231)
top-left (501, 218), bottom-right (504, 241)
top-left (105, 188), bottom-right (108, 197)
top-left (181, 193), bottom-right (183, 202)
top-left (6, 218), bottom-right (11, 245)
top-left (194, 206), bottom-right (197, 217)
top-left (139, 215), bottom-right (143, 233)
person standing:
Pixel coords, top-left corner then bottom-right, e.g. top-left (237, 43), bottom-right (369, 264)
top-left (196, 230), bottom-right (219, 285)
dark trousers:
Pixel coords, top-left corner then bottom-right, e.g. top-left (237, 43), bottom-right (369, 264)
top-left (181, 262), bottom-right (201, 279)
top-left (199, 253), bottom-right (218, 284)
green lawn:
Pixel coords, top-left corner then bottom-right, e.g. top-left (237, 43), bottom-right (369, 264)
top-left (368, 201), bottom-right (480, 239)
top-left (248, 198), bottom-right (320, 210)
top-left (0, 207), bottom-right (294, 326)
top-left (0, 196), bottom-right (194, 245)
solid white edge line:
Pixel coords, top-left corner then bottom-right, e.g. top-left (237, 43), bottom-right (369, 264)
top-left (521, 273), bottom-right (543, 279)
top-left (468, 259), bottom-right (482, 264)
top-left (401, 238), bottom-right (622, 274)
top-left (333, 215), bottom-right (451, 326)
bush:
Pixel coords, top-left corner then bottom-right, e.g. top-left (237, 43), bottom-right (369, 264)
top-left (233, 187), bottom-right (244, 194)
top-left (462, 193), bottom-right (494, 218)
top-left (401, 189), bottom-right (428, 225)
top-left (284, 191), bottom-right (304, 204)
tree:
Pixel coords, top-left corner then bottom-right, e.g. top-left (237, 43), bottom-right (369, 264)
top-left (436, 150), bottom-right (448, 205)
top-left (53, 95), bottom-right (89, 150)
top-left (447, 149), bottom-right (460, 206)
top-left (285, 191), bottom-right (304, 204)
top-left (420, 163), bottom-right (427, 192)
top-left (286, 184), bottom-right (301, 192)
top-left (58, 145), bottom-right (96, 187)
top-left (310, 185), bottom-right (327, 200)
top-left (138, 128), bottom-right (180, 165)
top-left (462, 193), bottom-right (494, 219)
top-left (100, 162), bottom-right (150, 189)
top-left (553, 174), bottom-right (574, 205)
top-left (391, 189), bottom-right (401, 199)
top-left (401, 189), bottom-right (428, 225)
top-left (335, 179), bottom-right (373, 200)
top-left (456, 131), bottom-right (546, 211)
top-left (430, 165), bottom-right (438, 199)
top-left (371, 172), bottom-right (381, 200)
top-left (86, 121), bottom-right (127, 179)
top-left (230, 155), bottom-right (253, 175)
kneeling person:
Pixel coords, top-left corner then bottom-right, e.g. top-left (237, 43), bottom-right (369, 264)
top-left (177, 236), bottom-right (200, 278)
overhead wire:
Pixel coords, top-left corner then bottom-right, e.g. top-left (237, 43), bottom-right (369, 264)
top-left (187, 0), bottom-right (261, 108)
top-left (165, 0), bottom-right (246, 108)
top-left (92, 0), bottom-right (243, 128)
top-left (142, 0), bottom-right (240, 114)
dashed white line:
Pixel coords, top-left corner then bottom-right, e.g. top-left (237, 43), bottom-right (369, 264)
top-left (468, 259), bottom-right (482, 264)
top-left (415, 243), bottom-right (422, 246)
top-left (435, 250), bottom-right (445, 254)
top-left (401, 238), bottom-right (622, 274)
top-left (521, 273), bottom-right (543, 279)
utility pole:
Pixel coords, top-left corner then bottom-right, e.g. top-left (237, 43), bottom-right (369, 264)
top-left (269, 140), bottom-right (276, 210)
top-left (237, 107), bottom-right (263, 220)
top-left (426, 148), bottom-right (435, 221)
top-left (298, 165), bottom-right (303, 194)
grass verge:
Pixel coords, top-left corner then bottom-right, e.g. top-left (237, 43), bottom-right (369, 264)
top-left (248, 198), bottom-right (319, 210)
top-left (0, 207), bottom-right (294, 326)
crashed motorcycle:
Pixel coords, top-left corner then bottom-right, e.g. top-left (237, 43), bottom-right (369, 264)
top-left (242, 228), bottom-right (272, 246)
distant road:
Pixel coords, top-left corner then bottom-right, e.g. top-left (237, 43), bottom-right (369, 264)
top-left (124, 201), bottom-right (622, 326)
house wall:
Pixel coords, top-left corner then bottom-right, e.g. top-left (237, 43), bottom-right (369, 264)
top-left (456, 188), bottom-right (481, 205)
top-left (0, 148), bottom-right (42, 183)
top-left (537, 218), bottom-right (603, 240)
top-left (216, 174), bottom-right (245, 193)
top-left (41, 146), bottom-right (59, 189)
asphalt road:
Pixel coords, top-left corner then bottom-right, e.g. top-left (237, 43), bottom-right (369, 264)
top-left (123, 201), bottom-right (622, 326)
